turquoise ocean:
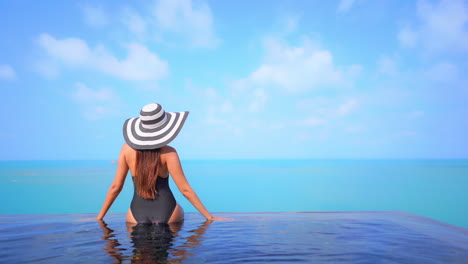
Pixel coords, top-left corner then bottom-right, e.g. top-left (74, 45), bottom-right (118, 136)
top-left (1, 159), bottom-right (467, 228)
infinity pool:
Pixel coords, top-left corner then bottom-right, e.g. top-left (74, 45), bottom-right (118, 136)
top-left (1, 211), bottom-right (467, 263)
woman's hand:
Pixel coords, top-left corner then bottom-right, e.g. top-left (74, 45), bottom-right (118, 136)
top-left (208, 216), bottom-right (234, 221)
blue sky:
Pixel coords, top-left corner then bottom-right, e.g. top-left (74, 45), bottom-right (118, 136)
top-left (0, 0), bottom-right (467, 160)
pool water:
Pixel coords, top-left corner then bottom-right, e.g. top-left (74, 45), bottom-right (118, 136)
top-left (1, 211), bottom-right (466, 263)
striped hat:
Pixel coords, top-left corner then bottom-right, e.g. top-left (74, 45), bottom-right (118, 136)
top-left (123, 103), bottom-right (189, 150)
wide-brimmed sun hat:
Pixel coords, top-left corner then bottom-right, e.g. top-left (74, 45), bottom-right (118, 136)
top-left (123, 103), bottom-right (189, 150)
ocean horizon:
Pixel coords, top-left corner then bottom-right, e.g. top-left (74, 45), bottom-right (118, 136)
top-left (1, 159), bottom-right (467, 228)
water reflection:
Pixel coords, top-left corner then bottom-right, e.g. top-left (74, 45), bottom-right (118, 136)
top-left (98, 220), bottom-right (212, 263)
top-left (98, 220), bottom-right (126, 263)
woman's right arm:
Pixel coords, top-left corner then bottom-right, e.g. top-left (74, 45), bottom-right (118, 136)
top-left (164, 147), bottom-right (214, 220)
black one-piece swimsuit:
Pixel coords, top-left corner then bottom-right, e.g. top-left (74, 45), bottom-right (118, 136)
top-left (130, 175), bottom-right (177, 224)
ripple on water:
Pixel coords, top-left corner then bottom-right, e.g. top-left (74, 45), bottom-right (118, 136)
top-left (0, 211), bottom-right (467, 263)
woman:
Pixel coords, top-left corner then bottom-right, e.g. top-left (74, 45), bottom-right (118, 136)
top-left (96, 103), bottom-right (227, 223)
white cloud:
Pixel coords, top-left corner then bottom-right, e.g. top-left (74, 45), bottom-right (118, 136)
top-left (71, 83), bottom-right (122, 120)
top-left (96, 43), bottom-right (169, 81)
top-left (0, 64), bottom-right (16, 80)
top-left (337, 0), bottom-right (356, 13)
top-left (378, 55), bottom-right (398, 76)
top-left (204, 115), bottom-right (227, 126)
top-left (269, 122), bottom-right (285, 130)
top-left (204, 105), bottom-right (227, 125)
top-left (81, 5), bottom-right (109, 28)
top-left (425, 61), bottom-right (459, 83)
top-left (347, 64), bottom-right (363, 79)
top-left (398, 27), bottom-right (418, 48)
top-left (292, 97), bottom-right (359, 131)
top-left (297, 117), bottom-right (328, 127)
top-left (337, 98), bottom-right (359, 116)
top-left (417, 0), bottom-right (468, 53)
top-left (153, 0), bottom-right (219, 48)
top-left (122, 7), bottom-right (147, 35)
top-left (399, 0), bottom-right (468, 53)
top-left (249, 88), bottom-right (267, 112)
top-left (204, 87), bottom-right (218, 98)
top-left (296, 97), bottom-right (330, 111)
top-left (203, 103), bottom-right (243, 136)
top-left (233, 37), bottom-right (361, 93)
top-left (283, 14), bottom-right (301, 34)
top-left (38, 34), bottom-right (91, 64)
top-left (220, 101), bottom-right (233, 113)
top-left (72, 83), bottom-right (117, 103)
top-left (37, 34), bottom-right (169, 81)
top-left (82, 106), bottom-right (110, 120)
top-left (297, 131), bottom-right (312, 141)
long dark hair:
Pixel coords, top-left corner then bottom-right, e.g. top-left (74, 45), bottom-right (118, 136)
top-left (135, 148), bottom-right (161, 199)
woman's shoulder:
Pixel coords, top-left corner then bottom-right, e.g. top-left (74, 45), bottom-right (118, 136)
top-left (120, 143), bottom-right (136, 163)
top-left (121, 143), bottom-right (135, 154)
top-left (161, 145), bottom-right (177, 154)
top-left (160, 145), bottom-right (180, 164)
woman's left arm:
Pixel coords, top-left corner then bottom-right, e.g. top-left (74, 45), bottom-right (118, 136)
top-left (97, 144), bottom-right (129, 220)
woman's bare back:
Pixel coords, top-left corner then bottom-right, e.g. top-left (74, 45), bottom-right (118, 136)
top-left (123, 144), bottom-right (184, 224)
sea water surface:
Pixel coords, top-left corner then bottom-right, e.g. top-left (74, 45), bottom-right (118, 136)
top-left (1, 159), bottom-right (467, 227)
